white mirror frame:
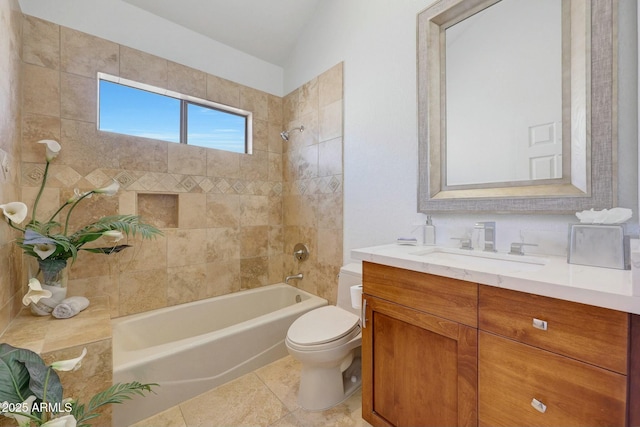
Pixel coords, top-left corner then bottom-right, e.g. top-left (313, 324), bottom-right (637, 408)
top-left (417, 0), bottom-right (617, 214)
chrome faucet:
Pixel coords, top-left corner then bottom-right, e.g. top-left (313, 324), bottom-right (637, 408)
top-left (474, 221), bottom-right (496, 252)
top-left (285, 273), bottom-right (303, 284)
top-left (509, 242), bottom-right (538, 256)
top-left (451, 237), bottom-right (473, 250)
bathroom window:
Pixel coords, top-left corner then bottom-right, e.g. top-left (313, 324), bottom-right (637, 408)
top-left (97, 73), bottom-right (252, 154)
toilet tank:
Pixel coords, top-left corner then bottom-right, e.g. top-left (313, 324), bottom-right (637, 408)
top-left (336, 263), bottom-right (363, 315)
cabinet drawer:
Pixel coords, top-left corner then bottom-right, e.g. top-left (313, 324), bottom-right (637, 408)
top-left (479, 332), bottom-right (627, 427)
top-left (363, 262), bottom-right (477, 327)
top-left (479, 285), bottom-right (628, 373)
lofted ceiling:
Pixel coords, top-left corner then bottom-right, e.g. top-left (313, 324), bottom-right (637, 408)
top-left (122, 0), bottom-right (321, 66)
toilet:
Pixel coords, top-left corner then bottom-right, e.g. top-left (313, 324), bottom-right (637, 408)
top-left (285, 263), bottom-right (363, 411)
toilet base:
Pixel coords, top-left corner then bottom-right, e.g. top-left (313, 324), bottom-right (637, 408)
top-left (298, 355), bottom-right (362, 411)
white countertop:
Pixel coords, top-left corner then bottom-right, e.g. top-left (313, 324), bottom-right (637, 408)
top-left (352, 244), bottom-right (640, 315)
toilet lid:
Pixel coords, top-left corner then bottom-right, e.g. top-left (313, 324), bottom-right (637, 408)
top-left (287, 306), bottom-right (360, 346)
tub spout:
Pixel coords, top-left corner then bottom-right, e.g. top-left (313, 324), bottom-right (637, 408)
top-left (285, 273), bottom-right (303, 284)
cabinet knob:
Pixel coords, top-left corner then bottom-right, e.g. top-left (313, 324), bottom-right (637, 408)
top-left (531, 398), bottom-right (547, 413)
top-left (532, 318), bottom-right (548, 331)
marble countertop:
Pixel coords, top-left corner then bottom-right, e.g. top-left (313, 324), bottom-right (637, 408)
top-left (352, 244), bottom-right (640, 315)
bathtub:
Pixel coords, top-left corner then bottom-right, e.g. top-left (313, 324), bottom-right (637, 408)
top-left (111, 283), bottom-right (327, 426)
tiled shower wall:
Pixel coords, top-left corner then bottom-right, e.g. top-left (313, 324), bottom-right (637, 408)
top-left (18, 15), bottom-right (344, 317)
top-left (0, 0), bottom-right (24, 331)
top-left (283, 65), bottom-right (344, 304)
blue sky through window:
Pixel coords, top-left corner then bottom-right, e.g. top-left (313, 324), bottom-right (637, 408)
top-left (99, 80), bottom-right (180, 143)
top-left (187, 103), bottom-right (246, 153)
top-left (99, 79), bottom-right (248, 153)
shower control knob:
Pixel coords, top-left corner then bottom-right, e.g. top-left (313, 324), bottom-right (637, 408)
top-left (293, 243), bottom-right (310, 261)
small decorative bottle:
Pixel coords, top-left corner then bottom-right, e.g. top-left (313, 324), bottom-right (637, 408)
top-left (423, 216), bottom-right (436, 246)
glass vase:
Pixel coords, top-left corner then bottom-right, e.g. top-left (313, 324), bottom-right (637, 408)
top-left (28, 258), bottom-right (68, 316)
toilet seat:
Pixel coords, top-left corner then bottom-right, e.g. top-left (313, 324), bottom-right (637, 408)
top-left (287, 306), bottom-right (360, 351)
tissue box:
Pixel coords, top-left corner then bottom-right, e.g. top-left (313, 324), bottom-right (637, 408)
top-left (568, 224), bottom-right (629, 270)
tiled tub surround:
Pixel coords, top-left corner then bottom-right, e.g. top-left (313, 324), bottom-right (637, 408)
top-left (282, 63), bottom-right (344, 305)
top-left (0, 0), bottom-right (24, 332)
top-left (0, 297), bottom-right (113, 426)
top-left (18, 14), bottom-right (344, 318)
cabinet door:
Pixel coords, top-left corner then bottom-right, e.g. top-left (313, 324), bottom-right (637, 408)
top-left (479, 331), bottom-right (627, 427)
top-left (362, 295), bottom-right (477, 427)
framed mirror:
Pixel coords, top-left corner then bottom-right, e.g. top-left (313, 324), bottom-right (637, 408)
top-left (417, 0), bottom-right (617, 213)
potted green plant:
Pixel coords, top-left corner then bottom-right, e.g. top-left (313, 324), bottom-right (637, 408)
top-left (0, 140), bottom-right (162, 315)
top-left (0, 343), bottom-right (156, 427)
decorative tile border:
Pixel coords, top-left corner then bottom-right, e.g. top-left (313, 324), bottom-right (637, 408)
top-left (22, 165), bottom-right (292, 196)
top-left (22, 164), bottom-right (341, 198)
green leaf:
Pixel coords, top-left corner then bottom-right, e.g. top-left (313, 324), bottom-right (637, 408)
top-left (70, 215), bottom-right (162, 242)
top-left (72, 382), bottom-right (157, 427)
top-left (21, 362), bottom-right (62, 405)
top-left (81, 245), bottom-right (131, 254)
top-left (0, 344), bottom-right (31, 403)
top-left (0, 344), bottom-right (63, 405)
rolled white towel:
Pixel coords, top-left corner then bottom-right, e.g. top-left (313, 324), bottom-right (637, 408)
top-left (52, 296), bottom-right (90, 319)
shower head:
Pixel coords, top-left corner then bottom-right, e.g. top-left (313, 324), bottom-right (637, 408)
top-left (280, 125), bottom-right (304, 141)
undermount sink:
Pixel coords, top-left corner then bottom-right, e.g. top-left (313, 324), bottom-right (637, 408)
top-left (410, 247), bottom-right (548, 273)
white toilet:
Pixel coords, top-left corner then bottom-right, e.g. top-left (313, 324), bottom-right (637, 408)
top-left (285, 263), bottom-right (363, 411)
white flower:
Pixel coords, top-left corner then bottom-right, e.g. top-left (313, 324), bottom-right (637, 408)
top-left (37, 139), bottom-right (61, 161)
top-left (94, 179), bottom-right (119, 196)
top-left (0, 202), bottom-right (28, 224)
top-left (22, 278), bottom-right (52, 306)
top-left (41, 414), bottom-right (77, 427)
top-left (2, 395), bottom-right (36, 427)
top-left (33, 243), bottom-right (57, 260)
top-left (51, 347), bottom-right (87, 372)
top-left (102, 230), bottom-right (123, 242)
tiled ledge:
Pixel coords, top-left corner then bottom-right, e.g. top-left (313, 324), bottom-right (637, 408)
top-left (0, 295), bottom-right (111, 353)
top-left (0, 296), bottom-right (114, 425)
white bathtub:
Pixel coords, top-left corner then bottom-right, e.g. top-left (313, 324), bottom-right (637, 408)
top-left (112, 283), bottom-right (327, 426)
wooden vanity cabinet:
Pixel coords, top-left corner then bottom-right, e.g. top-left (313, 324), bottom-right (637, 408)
top-left (361, 262), bottom-right (640, 427)
top-left (478, 285), bottom-right (629, 427)
top-left (361, 262), bottom-right (478, 427)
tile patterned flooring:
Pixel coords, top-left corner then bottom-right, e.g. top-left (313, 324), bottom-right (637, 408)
top-left (131, 355), bottom-right (370, 427)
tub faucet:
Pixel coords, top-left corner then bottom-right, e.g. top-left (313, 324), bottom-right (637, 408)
top-left (285, 273), bottom-right (303, 284)
top-left (474, 221), bottom-right (496, 252)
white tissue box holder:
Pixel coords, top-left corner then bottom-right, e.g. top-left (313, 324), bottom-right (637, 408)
top-left (568, 224), bottom-right (630, 270)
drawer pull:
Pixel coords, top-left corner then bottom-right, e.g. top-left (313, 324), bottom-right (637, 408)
top-left (532, 318), bottom-right (548, 331)
top-left (362, 298), bottom-right (368, 328)
top-left (531, 398), bottom-right (547, 413)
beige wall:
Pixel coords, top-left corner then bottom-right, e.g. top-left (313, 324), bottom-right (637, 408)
top-left (0, 0), bottom-right (24, 332)
top-left (17, 15), bottom-right (344, 318)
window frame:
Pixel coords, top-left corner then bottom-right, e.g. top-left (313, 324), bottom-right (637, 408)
top-left (97, 72), bottom-right (253, 154)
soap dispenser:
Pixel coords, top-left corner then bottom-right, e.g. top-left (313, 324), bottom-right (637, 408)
top-left (423, 216), bottom-right (436, 246)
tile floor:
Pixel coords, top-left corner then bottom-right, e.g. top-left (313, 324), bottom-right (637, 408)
top-left (130, 356), bottom-right (370, 427)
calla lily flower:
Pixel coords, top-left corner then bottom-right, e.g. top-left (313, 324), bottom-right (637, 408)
top-left (38, 139), bottom-right (61, 161)
top-left (0, 202), bottom-right (28, 224)
top-left (94, 179), bottom-right (119, 196)
top-left (34, 243), bottom-right (57, 259)
top-left (102, 230), bottom-right (123, 242)
top-left (1, 395), bottom-right (37, 427)
top-left (41, 414), bottom-right (77, 427)
top-left (51, 347), bottom-right (87, 372)
top-left (22, 278), bottom-right (52, 306)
